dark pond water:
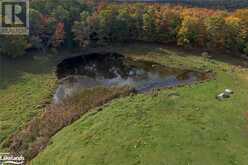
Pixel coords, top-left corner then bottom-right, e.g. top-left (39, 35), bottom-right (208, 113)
top-left (54, 52), bottom-right (210, 103)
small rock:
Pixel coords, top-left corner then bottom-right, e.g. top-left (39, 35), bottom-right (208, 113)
top-left (216, 93), bottom-right (225, 101)
top-left (168, 93), bottom-right (180, 99)
top-left (129, 70), bottom-right (135, 76)
top-left (223, 93), bottom-right (231, 98)
top-left (224, 89), bottom-right (234, 95)
top-left (217, 89), bottom-right (233, 101)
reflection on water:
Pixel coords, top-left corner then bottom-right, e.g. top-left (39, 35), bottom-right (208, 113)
top-left (54, 52), bottom-right (210, 103)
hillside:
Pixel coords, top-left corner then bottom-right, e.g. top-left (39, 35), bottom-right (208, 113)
top-left (31, 44), bottom-right (248, 165)
top-left (1, 1), bottom-right (248, 164)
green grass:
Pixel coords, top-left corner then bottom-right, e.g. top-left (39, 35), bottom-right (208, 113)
top-left (30, 44), bottom-right (248, 165)
top-left (0, 53), bottom-right (58, 149)
top-left (5, 86), bottom-right (132, 160)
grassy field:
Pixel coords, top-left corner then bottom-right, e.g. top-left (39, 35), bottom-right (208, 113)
top-left (0, 53), bottom-right (59, 149)
top-left (29, 44), bottom-right (248, 165)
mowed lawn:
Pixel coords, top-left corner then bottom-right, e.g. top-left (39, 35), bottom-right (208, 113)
top-left (31, 44), bottom-right (248, 165)
top-left (0, 54), bottom-right (58, 149)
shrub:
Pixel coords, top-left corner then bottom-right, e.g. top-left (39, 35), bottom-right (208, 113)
top-left (0, 36), bottom-right (28, 58)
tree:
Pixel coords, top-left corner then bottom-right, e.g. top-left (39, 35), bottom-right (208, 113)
top-left (126, 4), bottom-right (145, 41)
top-left (177, 9), bottom-right (208, 47)
top-left (234, 9), bottom-right (248, 54)
top-left (114, 6), bottom-right (131, 42)
top-left (30, 9), bottom-right (65, 53)
top-left (31, 0), bottom-right (93, 49)
top-left (96, 5), bottom-right (119, 43)
top-left (142, 6), bottom-right (157, 41)
top-left (225, 16), bottom-right (241, 51)
top-left (29, 9), bottom-right (45, 51)
top-left (205, 13), bottom-right (228, 49)
top-left (156, 6), bottom-right (182, 43)
top-left (72, 11), bottom-right (91, 47)
top-left (52, 22), bottom-right (65, 48)
top-left (51, 5), bottom-right (70, 22)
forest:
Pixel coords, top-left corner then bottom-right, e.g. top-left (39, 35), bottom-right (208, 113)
top-left (1, 0), bottom-right (248, 58)
top-left (112, 0), bottom-right (248, 10)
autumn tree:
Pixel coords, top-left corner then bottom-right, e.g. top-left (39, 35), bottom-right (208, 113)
top-left (234, 9), bottom-right (248, 55)
top-left (142, 6), bottom-right (157, 41)
top-left (205, 13), bottom-right (228, 50)
top-left (225, 16), bottom-right (241, 51)
top-left (128, 4), bottom-right (145, 41)
top-left (72, 11), bottom-right (92, 47)
top-left (177, 9), bottom-right (209, 47)
top-left (156, 6), bottom-right (182, 43)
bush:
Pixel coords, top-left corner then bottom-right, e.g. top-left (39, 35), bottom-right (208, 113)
top-left (0, 36), bottom-right (28, 58)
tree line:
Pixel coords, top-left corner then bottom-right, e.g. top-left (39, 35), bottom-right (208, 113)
top-left (73, 4), bottom-right (248, 54)
top-left (0, 1), bottom-right (248, 57)
top-left (111, 0), bottom-right (248, 10)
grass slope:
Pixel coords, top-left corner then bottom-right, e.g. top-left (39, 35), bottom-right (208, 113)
top-left (6, 87), bottom-right (132, 160)
top-left (31, 44), bottom-right (248, 165)
top-left (0, 54), bottom-right (58, 149)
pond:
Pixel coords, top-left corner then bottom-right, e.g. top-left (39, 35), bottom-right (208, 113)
top-left (54, 52), bottom-right (211, 103)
